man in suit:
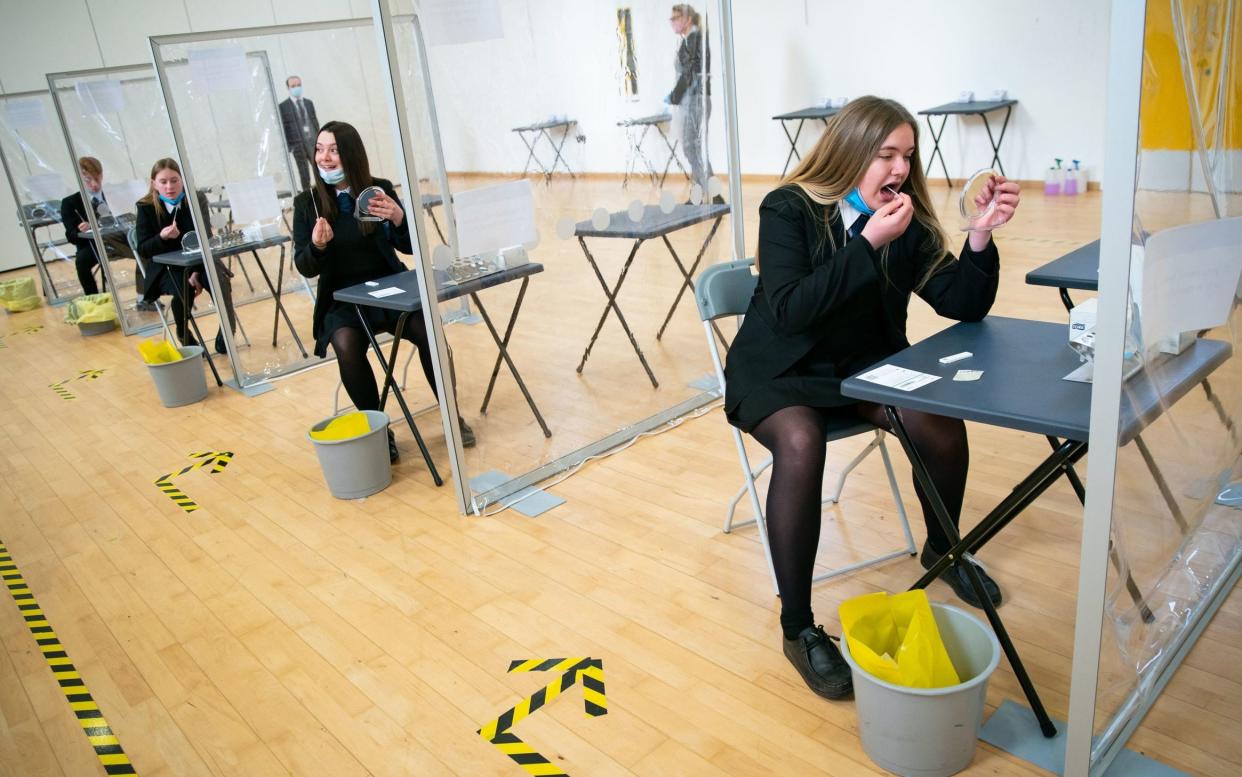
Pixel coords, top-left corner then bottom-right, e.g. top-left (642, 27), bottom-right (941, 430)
top-left (60, 156), bottom-right (134, 296)
top-left (278, 75), bottom-right (319, 193)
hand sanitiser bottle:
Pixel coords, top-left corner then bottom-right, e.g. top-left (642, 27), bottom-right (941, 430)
top-left (1063, 159), bottom-right (1081, 196)
top-left (1044, 158), bottom-right (1063, 196)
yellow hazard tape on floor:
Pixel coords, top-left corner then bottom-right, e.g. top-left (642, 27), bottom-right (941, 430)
top-left (478, 657), bottom-right (607, 777)
top-left (48, 369), bottom-right (107, 401)
top-left (153, 451), bottom-right (233, 513)
top-left (0, 540), bottom-right (137, 775)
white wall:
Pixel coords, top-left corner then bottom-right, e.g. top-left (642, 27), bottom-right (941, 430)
top-left (0, 0), bottom-right (1110, 272)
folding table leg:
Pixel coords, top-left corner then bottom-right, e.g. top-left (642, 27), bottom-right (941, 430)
top-left (656, 124), bottom-right (689, 185)
top-left (544, 127), bottom-right (576, 180)
top-left (472, 281), bottom-right (551, 437)
top-left (924, 115), bottom-right (951, 187)
top-left (982, 105), bottom-right (1013, 175)
top-left (357, 307), bottom-right (442, 486)
top-left (576, 236), bottom-right (659, 388)
top-left (886, 406), bottom-right (1059, 738)
top-left (517, 130), bottom-right (540, 178)
top-left (656, 224), bottom-right (726, 346)
top-left (1133, 435), bottom-right (1189, 532)
top-left (252, 248), bottom-right (306, 358)
top-left (779, 119), bottom-right (805, 178)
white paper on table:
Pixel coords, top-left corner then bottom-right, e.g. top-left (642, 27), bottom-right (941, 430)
top-left (101, 179), bottom-right (149, 215)
top-left (1139, 217), bottom-right (1242, 348)
top-left (422, 0), bottom-right (504, 46)
top-left (3, 99), bottom-right (47, 130)
top-left (368, 287), bottom-right (405, 299)
top-left (74, 80), bottom-right (125, 114)
top-left (452, 179), bottom-right (537, 259)
top-left (189, 46), bottom-right (249, 93)
top-left (953, 369), bottom-right (983, 382)
top-left (225, 176), bottom-right (280, 224)
top-left (856, 364), bottom-right (941, 392)
top-left (23, 173), bottom-right (68, 202)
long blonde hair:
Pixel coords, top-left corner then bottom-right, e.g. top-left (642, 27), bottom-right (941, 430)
top-left (783, 96), bottom-right (949, 289)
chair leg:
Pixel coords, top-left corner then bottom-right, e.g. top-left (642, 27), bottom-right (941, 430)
top-left (825, 435), bottom-right (881, 504)
top-left (724, 455), bottom-right (772, 533)
top-left (730, 431), bottom-right (779, 596)
top-left (878, 433), bottom-right (918, 554)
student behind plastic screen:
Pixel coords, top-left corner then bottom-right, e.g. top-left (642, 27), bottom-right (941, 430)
top-left (60, 156), bottom-right (135, 296)
top-left (723, 96), bottom-right (1020, 701)
top-left (291, 120), bottom-right (476, 465)
top-left (134, 158), bottom-right (238, 354)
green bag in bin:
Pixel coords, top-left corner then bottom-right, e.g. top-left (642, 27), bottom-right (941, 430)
top-left (0, 276), bottom-right (40, 312)
top-left (64, 293), bottom-right (118, 325)
top-left (839, 589), bottom-right (962, 689)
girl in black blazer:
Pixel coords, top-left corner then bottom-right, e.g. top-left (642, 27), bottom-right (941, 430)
top-left (724, 97), bottom-right (1021, 700)
top-left (292, 120), bottom-right (474, 463)
top-left (135, 157), bottom-right (236, 354)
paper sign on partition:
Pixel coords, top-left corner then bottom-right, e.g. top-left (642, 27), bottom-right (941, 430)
top-left (189, 47), bottom-right (249, 93)
top-left (1139, 217), bottom-right (1242, 349)
top-left (422, 0), bottom-right (504, 46)
top-left (452, 179), bottom-right (537, 259)
top-left (225, 176), bottom-right (280, 224)
top-left (3, 99), bottom-right (47, 130)
top-left (75, 80), bottom-right (125, 115)
top-left (102, 179), bottom-right (150, 215)
top-left (23, 173), bottom-right (68, 202)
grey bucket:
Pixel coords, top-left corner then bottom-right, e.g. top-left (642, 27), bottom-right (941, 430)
top-left (307, 410), bottom-right (392, 499)
top-left (146, 345), bottom-right (209, 407)
top-left (841, 602), bottom-right (1001, 777)
top-left (78, 319), bottom-right (116, 336)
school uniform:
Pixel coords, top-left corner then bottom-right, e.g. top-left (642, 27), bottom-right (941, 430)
top-left (724, 185), bottom-right (1000, 433)
top-left (291, 178), bottom-right (412, 358)
top-left (60, 189), bottom-right (130, 295)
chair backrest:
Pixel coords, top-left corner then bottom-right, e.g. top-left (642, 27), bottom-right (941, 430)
top-left (696, 258), bottom-right (757, 322)
top-left (126, 225), bottom-right (139, 256)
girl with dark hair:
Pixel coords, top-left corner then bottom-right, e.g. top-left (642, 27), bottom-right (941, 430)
top-left (135, 157), bottom-right (237, 353)
top-left (724, 96), bottom-right (1020, 700)
top-left (293, 120), bottom-right (475, 464)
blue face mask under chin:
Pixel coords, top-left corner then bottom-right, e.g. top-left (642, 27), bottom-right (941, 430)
top-left (318, 166), bottom-right (345, 185)
top-left (158, 190), bottom-right (185, 206)
top-left (843, 187), bottom-right (875, 216)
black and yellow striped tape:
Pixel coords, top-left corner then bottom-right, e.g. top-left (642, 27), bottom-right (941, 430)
top-left (153, 452), bottom-right (233, 513)
top-left (1, 540), bottom-right (137, 775)
top-left (478, 657), bottom-right (606, 776)
top-left (49, 380), bottom-right (76, 401)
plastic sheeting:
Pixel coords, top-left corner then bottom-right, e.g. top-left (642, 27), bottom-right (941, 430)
top-left (1091, 0), bottom-right (1241, 761)
top-left (47, 64), bottom-right (181, 335)
top-left (385, 0), bottom-right (733, 510)
top-left (0, 90), bottom-right (80, 304)
top-left (150, 24), bottom-right (398, 388)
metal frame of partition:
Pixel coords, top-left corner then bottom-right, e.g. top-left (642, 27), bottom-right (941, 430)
top-left (46, 63), bottom-right (171, 337)
top-left (367, 1), bottom-right (744, 514)
top-left (148, 28), bottom-right (325, 390)
top-left (0, 88), bottom-right (78, 305)
top-left (1065, 2), bottom-right (1239, 774)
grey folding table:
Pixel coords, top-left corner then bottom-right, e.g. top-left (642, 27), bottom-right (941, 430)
top-left (1026, 237), bottom-right (1237, 531)
top-left (512, 118), bottom-right (578, 182)
top-left (617, 113), bottom-right (687, 188)
top-left (333, 262), bottom-right (552, 483)
top-left (918, 99), bottom-right (1018, 186)
top-left (843, 315), bottom-right (1231, 737)
top-left (772, 104), bottom-right (842, 177)
top-left (154, 234), bottom-right (305, 385)
top-left (573, 202), bottom-right (730, 388)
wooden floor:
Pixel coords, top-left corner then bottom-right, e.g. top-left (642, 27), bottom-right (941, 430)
top-left (1, 179), bottom-right (1239, 777)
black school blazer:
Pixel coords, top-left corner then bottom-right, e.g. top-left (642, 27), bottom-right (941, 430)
top-left (723, 185), bottom-right (1000, 418)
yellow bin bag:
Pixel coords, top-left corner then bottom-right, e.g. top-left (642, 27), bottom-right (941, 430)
top-left (64, 293), bottom-right (118, 325)
top-left (839, 589), bottom-right (961, 689)
top-left (0, 276), bottom-right (40, 312)
top-left (309, 411), bottom-right (372, 442)
top-left (138, 338), bottom-right (184, 364)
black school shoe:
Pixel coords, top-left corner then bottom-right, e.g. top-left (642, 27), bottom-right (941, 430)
top-left (459, 419), bottom-right (476, 448)
top-left (782, 625), bottom-right (853, 700)
top-left (920, 544), bottom-right (1003, 609)
top-left (387, 428), bottom-right (399, 464)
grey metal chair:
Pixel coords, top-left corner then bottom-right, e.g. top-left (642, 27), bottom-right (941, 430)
top-left (695, 258), bottom-right (916, 595)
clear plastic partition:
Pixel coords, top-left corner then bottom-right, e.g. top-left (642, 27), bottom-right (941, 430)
top-left (150, 21), bottom-right (397, 388)
top-left (1085, 1), bottom-right (1240, 770)
top-left (0, 89), bottom-right (80, 304)
top-left (46, 64), bottom-right (181, 335)
top-left (380, 0), bottom-right (735, 511)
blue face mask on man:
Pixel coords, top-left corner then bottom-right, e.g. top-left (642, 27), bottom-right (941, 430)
top-left (318, 166), bottom-right (345, 185)
top-left (290, 85), bottom-right (303, 98)
top-left (843, 187), bottom-right (875, 216)
top-left (158, 190), bottom-right (185, 207)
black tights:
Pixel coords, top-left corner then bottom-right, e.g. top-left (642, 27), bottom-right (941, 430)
top-left (750, 403), bottom-right (968, 639)
top-left (331, 316), bottom-right (438, 412)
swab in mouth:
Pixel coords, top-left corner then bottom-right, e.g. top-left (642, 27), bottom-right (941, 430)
top-left (882, 184), bottom-right (899, 196)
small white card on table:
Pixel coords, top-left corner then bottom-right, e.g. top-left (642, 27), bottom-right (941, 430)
top-left (856, 364), bottom-right (940, 392)
top-left (368, 287), bottom-right (404, 298)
